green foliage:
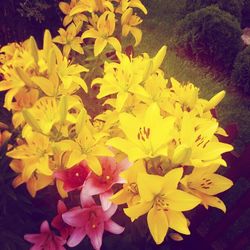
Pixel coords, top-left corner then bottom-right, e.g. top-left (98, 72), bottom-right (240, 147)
top-left (17, 0), bottom-right (51, 22)
top-left (184, 0), bottom-right (244, 22)
top-left (241, 0), bottom-right (250, 28)
top-left (174, 5), bottom-right (243, 72)
top-left (232, 46), bottom-right (250, 94)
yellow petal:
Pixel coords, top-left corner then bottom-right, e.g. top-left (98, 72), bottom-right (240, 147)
top-left (192, 174), bottom-right (233, 196)
top-left (32, 76), bottom-right (54, 96)
top-left (86, 156), bottom-right (102, 175)
top-left (205, 90), bottom-right (225, 111)
top-left (94, 37), bottom-right (108, 56)
top-left (130, 27), bottom-right (142, 46)
top-left (81, 29), bottom-right (99, 39)
top-left (59, 2), bottom-right (70, 14)
top-left (153, 46), bottom-right (167, 72)
top-left (137, 173), bottom-right (164, 201)
top-left (201, 194), bottom-right (226, 212)
top-left (172, 145), bottom-right (191, 165)
top-left (116, 92), bottom-right (129, 112)
top-left (56, 179), bottom-right (68, 198)
top-left (147, 206), bottom-right (168, 244)
top-left (108, 37), bottom-right (122, 52)
top-left (166, 190), bottom-right (201, 211)
top-left (110, 188), bottom-right (131, 205)
top-left (26, 177), bottom-right (37, 197)
top-left (166, 210), bottom-right (190, 235)
top-left (66, 150), bottom-right (86, 168)
top-left (124, 201), bottom-right (152, 221)
top-left (22, 109), bottom-right (42, 133)
top-left (162, 168), bottom-right (183, 192)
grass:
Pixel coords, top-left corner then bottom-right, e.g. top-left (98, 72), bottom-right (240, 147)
top-left (137, 0), bottom-right (250, 152)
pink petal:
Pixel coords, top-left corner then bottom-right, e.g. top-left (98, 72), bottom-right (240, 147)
top-left (54, 171), bottom-right (66, 181)
top-left (24, 233), bottom-right (44, 244)
top-left (104, 220), bottom-right (124, 234)
top-left (88, 223), bottom-right (104, 250)
top-left (40, 221), bottom-right (50, 233)
top-left (67, 227), bottom-right (86, 247)
top-left (100, 190), bottom-right (113, 211)
top-left (57, 200), bottom-right (67, 214)
top-left (84, 178), bottom-right (104, 196)
top-left (80, 190), bottom-right (96, 207)
top-left (118, 157), bottom-right (132, 171)
top-left (104, 204), bottom-right (117, 220)
top-left (62, 208), bottom-right (87, 227)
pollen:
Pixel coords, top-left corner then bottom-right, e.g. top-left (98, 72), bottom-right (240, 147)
top-left (137, 126), bottom-right (150, 141)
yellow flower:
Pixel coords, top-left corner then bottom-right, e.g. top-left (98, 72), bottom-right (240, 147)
top-left (59, 0), bottom-right (88, 27)
top-left (107, 103), bottom-right (175, 162)
top-left (181, 165), bottom-right (233, 212)
top-left (53, 24), bottom-right (84, 58)
top-left (92, 46), bottom-right (166, 111)
top-left (116, 0), bottom-right (147, 15)
top-left (55, 112), bottom-right (113, 175)
top-left (121, 8), bottom-right (142, 46)
top-left (7, 132), bottom-right (53, 177)
top-left (10, 159), bottom-right (53, 197)
top-left (178, 112), bottom-right (233, 168)
top-left (111, 160), bottom-right (146, 206)
top-left (81, 11), bottom-right (121, 56)
top-left (124, 168), bottom-right (201, 244)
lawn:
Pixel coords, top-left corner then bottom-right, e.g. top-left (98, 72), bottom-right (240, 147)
top-left (137, 0), bottom-right (250, 152)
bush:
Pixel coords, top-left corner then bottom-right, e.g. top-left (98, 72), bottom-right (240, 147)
top-left (232, 46), bottom-right (250, 93)
top-left (175, 5), bottom-right (243, 72)
top-left (184, 0), bottom-right (244, 22)
top-left (241, 0), bottom-right (250, 28)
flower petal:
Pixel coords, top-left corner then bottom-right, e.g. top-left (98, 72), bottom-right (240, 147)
top-left (104, 220), bottom-right (124, 234)
top-left (147, 206), bottom-right (168, 245)
top-left (67, 227), bottom-right (86, 247)
top-left (124, 201), bottom-right (152, 221)
top-left (165, 210), bottom-right (190, 235)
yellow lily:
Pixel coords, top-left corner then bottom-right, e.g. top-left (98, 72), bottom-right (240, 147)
top-left (7, 132), bottom-right (53, 177)
top-left (107, 103), bottom-right (175, 162)
top-left (116, 0), bottom-right (147, 15)
top-left (55, 112), bottom-right (113, 175)
top-left (59, 0), bottom-right (88, 27)
top-left (121, 8), bottom-right (142, 46)
top-left (178, 112), bottom-right (233, 168)
top-left (10, 159), bottom-right (53, 197)
top-left (92, 46), bottom-right (167, 111)
top-left (53, 24), bottom-right (84, 58)
top-left (81, 11), bottom-right (121, 56)
top-left (124, 168), bottom-right (201, 244)
top-left (111, 160), bottom-right (146, 206)
top-left (181, 165), bottom-right (233, 212)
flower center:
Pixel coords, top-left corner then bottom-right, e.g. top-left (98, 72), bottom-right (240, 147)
top-left (127, 183), bottom-right (138, 194)
top-left (155, 194), bottom-right (169, 211)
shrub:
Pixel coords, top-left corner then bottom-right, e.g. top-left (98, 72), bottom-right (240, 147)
top-left (241, 0), bottom-right (250, 28)
top-left (175, 5), bottom-right (243, 72)
top-left (184, 0), bottom-right (244, 22)
top-left (232, 46), bottom-right (250, 93)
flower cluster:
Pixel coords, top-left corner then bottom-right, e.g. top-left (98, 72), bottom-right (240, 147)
top-left (0, 0), bottom-right (234, 249)
top-left (56, 0), bottom-right (146, 56)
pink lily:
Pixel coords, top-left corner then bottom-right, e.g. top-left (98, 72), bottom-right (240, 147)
top-left (54, 161), bottom-right (90, 192)
top-left (24, 220), bottom-right (66, 250)
top-left (62, 195), bottom-right (124, 250)
top-left (51, 200), bottom-right (73, 239)
top-left (83, 157), bottom-right (131, 210)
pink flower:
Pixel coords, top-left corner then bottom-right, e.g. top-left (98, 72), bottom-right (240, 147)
top-left (62, 195), bottom-right (124, 250)
top-left (83, 157), bottom-right (131, 210)
top-left (51, 200), bottom-right (73, 239)
top-left (241, 27), bottom-right (250, 45)
top-left (54, 161), bottom-right (90, 192)
top-left (24, 220), bottom-right (66, 250)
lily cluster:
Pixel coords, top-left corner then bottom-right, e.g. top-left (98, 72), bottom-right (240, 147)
top-left (0, 0), bottom-right (234, 249)
top-left (56, 0), bottom-right (146, 57)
